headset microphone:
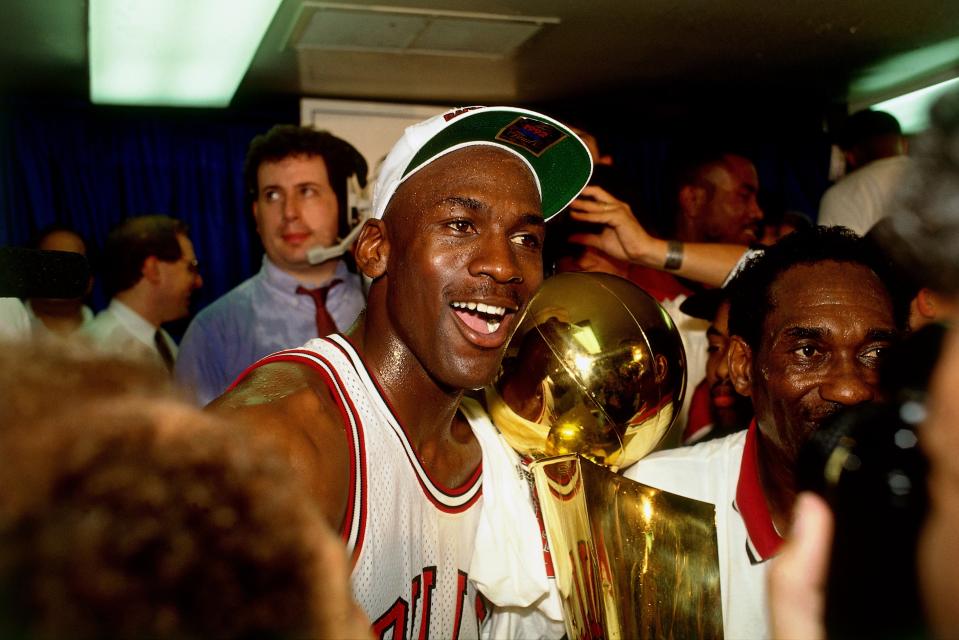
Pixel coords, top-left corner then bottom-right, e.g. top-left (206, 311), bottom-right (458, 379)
top-left (307, 173), bottom-right (370, 266)
top-left (306, 224), bottom-right (364, 265)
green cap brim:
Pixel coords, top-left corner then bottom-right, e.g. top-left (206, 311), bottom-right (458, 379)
top-left (403, 109), bottom-right (592, 220)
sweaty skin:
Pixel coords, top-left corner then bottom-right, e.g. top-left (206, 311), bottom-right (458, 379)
top-left (728, 260), bottom-right (896, 533)
top-left (210, 146), bottom-right (545, 530)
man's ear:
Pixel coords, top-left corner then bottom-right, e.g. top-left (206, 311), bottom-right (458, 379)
top-left (727, 335), bottom-right (754, 397)
top-left (142, 256), bottom-right (162, 284)
top-left (916, 288), bottom-right (938, 319)
top-left (354, 220), bottom-right (389, 279)
top-left (678, 184), bottom-right (706, 217)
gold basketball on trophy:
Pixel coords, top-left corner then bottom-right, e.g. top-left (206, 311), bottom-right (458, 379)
top-left (485, 272), bottom-right (723, 640)
top-left (488, 271), bottom-right (687, 470)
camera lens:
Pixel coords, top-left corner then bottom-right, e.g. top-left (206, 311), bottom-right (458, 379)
top-left (799, 402), bottom-right (928, 639)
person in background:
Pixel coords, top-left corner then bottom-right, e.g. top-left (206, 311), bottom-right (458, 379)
top-left (566, 150), bottom-right (764, 436)
top-left (25, 224), bottom-right (94, 338)
top-left (82, 215), bottom-right (202, 373)
top-left (175, 125), bottom-right (368, 405)
top-left (0, 341), bottom-right (372, 640)
top-left (818, 109), bottom-right (911, 235)
top-left (678, 287), bottom-right (753, 444)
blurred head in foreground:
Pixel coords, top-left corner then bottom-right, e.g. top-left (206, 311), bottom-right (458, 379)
top-left (0, 340), bottom-right (370, 640)
top-left (872, 90), bottom-right (959, 638)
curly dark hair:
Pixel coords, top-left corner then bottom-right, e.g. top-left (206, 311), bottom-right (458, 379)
top-left (726, 225), bottom-right (903, 350)
top-left (243, 125), bottom-right (368, 238)
top-left (0, 344), bottom-right (330, 640)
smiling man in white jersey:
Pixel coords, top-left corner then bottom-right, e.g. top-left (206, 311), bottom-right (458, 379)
top-left (210, 106), bottom-right (592, 638)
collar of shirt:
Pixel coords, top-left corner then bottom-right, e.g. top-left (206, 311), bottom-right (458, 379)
top-left (733, 419), bottom-right (784, 564)
top-left (108, 298), bottom-right (160, 348)
top-left (261, 254), bottom-right (349, 296)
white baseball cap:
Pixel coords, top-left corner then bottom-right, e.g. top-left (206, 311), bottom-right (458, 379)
top-left (371, 106), bottom-right (593, 221)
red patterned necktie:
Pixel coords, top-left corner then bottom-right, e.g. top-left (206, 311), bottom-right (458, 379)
top-left (296, 280), bottom-right (341, 337)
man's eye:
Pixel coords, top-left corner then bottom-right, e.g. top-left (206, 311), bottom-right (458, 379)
top-left (264, 191), bottom-right (280, 202)
top-left (447, 220), bottom-right (475, 233)
top-left (794, 344), bottom-right (820, 358)
top-left (510, 233), bottom-right (542, 249)
top-left (301, 186), bottom-right (317, 197)
top-left (862, 346), bottom-right (886, 361)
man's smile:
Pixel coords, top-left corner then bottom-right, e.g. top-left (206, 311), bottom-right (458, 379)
top-left (449, 298), bottom-right (519, 347)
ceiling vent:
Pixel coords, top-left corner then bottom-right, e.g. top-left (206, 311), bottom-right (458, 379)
top-left (285, 2), bottom-right (559, 59)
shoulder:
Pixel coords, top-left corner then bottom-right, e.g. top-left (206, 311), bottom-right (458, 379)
top-left (209, 360), bottom-right (352, 527)
top-left (82, 309), bottom-right (124, 342)
top-left (0, 298), bottom-right (30, 340)
top-left (193, 278), bottom-right (260, 326)
top-left (623, 430), bottom-right (747, 502)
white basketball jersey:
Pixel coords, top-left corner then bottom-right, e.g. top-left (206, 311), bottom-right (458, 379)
top-left (247, 334), bottom-right (485, 639)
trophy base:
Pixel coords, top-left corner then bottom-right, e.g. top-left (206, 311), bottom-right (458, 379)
top-left (531, 454), bottom-right (724, 640)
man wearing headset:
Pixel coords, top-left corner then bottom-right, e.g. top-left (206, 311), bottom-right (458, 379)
top-left (176, 125), bottom-right (368, 405)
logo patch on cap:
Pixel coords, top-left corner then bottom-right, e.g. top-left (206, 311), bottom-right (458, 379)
top-left (495, 117), bottom-right (568, 157)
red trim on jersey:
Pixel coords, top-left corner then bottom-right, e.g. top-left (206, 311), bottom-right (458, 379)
top-left (734, 419), bottom-right (783, 561)
top-left (326, 335), bottom-right (484, 513)
top-left (229, 340), bottom-right (369, 565)
top-left (451, 569), bottom-right (470, 640)
top-left (416, 566), bottom-right (437, 640)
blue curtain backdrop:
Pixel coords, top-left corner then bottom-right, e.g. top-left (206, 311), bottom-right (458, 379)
top-left (0, 100), bottom-right (297, 327)
top-left (0, 98), bottom-right (832, 336)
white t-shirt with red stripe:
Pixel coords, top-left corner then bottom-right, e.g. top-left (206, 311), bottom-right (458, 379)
top-left (623, 421), bottom-right (783, 639)
top-left (237, 334), bottom-right (485, 640)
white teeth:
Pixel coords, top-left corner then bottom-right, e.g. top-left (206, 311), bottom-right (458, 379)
top-left (486, 319), bottom-right (501, 333)
top-left (451, 301), bottom-right (507, 317)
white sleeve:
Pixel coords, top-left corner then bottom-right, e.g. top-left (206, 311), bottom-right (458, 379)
top-left (818, 184), bottom-right (869, 235)
top-left (0, 298), bottom-right (30, 340)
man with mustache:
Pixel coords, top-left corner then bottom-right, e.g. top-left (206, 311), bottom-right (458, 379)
top-left (625, 225), bottom-right (900, 638)
top-left (679, 287), bottom-right (754, 444)
top-left (210, 106), bottom-right (592, 638)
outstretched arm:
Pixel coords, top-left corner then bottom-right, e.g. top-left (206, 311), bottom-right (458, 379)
top-left (208, 362), bottom-right (352, 530)
top-left (567, 185), bottom-right (750, 287)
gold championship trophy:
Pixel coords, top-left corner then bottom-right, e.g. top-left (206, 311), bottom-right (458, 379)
top-left (486, 272), bottom-right (723, 639)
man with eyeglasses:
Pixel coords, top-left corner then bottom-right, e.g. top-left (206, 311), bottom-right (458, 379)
top-left (83, 215), bottom-right (203, 373)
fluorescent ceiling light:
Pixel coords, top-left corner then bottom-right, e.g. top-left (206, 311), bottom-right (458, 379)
top-left (870, 76), bottom-right (959, 134)
top-left (90, 0), bottom-right (282, 107)
top-left (849, 35), bottom-right (959, 99)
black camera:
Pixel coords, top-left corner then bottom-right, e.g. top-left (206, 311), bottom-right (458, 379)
top-left (797, 326), bottom-right (944, 639)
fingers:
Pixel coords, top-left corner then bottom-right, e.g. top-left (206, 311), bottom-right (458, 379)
top-left (768, 492), bottom-right (834, 640)
top-left (571, 186), bottom-right (627, 215)
top-left (580, 185), bottom-right (613, 200)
